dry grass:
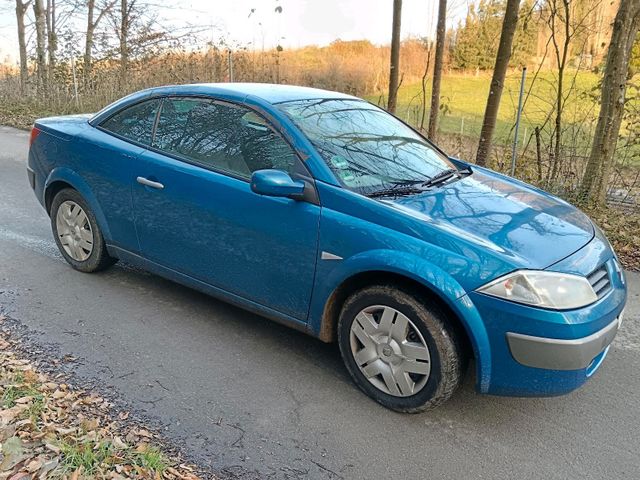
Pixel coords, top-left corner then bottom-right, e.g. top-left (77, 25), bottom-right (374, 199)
top-left (0, 40), bottom-right (427, 114)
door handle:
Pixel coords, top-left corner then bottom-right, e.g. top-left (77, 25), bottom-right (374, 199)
top-left (136, 176), bottom-right (164, 190)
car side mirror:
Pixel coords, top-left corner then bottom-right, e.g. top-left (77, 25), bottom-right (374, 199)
top-left (250, 169), bottom-right (306, 199)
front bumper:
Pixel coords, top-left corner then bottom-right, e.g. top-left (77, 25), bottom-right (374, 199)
top-left (462, 251), bottom-right (626, 397)
top-left (506, 313), bottom-right (622, 371)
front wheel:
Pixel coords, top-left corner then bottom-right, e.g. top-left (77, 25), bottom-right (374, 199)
top-left (51, 188), bottom-right (116, 273)
top-left (338, 285), bottom-right (465, 413)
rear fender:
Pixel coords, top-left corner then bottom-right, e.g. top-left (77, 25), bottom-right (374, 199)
top-left (44, 167), bottom-right (112, 242)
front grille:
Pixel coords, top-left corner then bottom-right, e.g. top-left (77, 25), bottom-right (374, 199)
top-left (587, 264), bottom-right (612, 299)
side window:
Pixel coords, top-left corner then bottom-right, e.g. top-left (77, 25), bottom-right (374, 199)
top-left (153, 97), bottom-right (299, 178)
top-left (100, 99), bottom-right (160, 145)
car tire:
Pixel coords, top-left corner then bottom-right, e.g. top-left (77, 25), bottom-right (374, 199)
top-left (50, 188), bottom-right (117, 273)
top-left (337, 285), bottom-right (465, 413)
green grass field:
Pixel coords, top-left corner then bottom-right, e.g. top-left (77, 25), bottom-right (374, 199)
top-left (366, 70), bottom-right (603, 147)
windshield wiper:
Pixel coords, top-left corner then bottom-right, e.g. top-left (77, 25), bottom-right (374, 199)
top-left (366, 185), bottom-right (425, 198)
top-left (366, 166), bottom-right (473, 198)
top-left (366, 179), bottom-right (426, 198)
top-left (422, 165), bottom-right (473, 189)
top-left (422, 168), bottom-right (457, 188)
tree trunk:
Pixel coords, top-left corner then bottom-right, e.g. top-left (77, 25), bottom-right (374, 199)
top-left (15, 0), bottom-right (30, 94)
top-left (84, 0), bottom-right (95, 83)
top-left (119, 0), bottom-right (129, 86)
top-left (84, 0), bottom-right (114, 86)
top-left (580, 0), bottom-right (640, 205)
top-left (427, 0), bottom-right (446, 142)
top-left (387, 0), bottom-right (402, 114)
top-left (419, 42), bottom-right (433, 131)
top-left (33, 0), bottom-right (48, 95)
top-left (46, 0), bottom-right (56, 80)
top-left (535, 126), bottom-right (543, 182)
top-left (475, 0), bottom-right (520, 166)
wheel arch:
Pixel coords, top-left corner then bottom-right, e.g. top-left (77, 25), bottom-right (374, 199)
top-left (319, 270), bottom-right (470, 348)
top-left (311, 252), bottom-right (492, 392)
top-left (44, 168), bottom-right (112, 241)
top-left (45, 180), bottom-right (74, 214)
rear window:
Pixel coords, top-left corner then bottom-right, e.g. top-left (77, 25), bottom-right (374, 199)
top-left (100, 99), bottom-right (161, 145)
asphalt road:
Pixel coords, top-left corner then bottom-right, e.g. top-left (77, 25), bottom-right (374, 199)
top-left (1, 125), bottom-right (639, 479)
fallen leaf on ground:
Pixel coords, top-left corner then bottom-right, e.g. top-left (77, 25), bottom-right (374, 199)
top-left (0, 330), bottom-right (207, 479)
top-left (8, 472), bottom-right (29, 480)
top-left (51, 390), bottom-right (65, 400)
top-left (43, 444), bottom-right (60, 454)
top-left (25, 457), bottom-right (43, 472)
top-left (113, 436), bottom-right (128, 450)
top-left (37, 458), bottom-right (58, 478)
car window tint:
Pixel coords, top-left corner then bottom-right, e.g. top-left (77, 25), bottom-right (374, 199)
top-left (101, 99), bottom-right (160, 145)
top-left (153, 98), bottom-right (298, 178)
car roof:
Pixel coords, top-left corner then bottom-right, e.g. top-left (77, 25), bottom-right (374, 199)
top-left (145, 83), bottom-right (360, 105)
top-left (89, 83), bottom-right (362, 128)
top-left (88, 83), bottom-right (363, 185)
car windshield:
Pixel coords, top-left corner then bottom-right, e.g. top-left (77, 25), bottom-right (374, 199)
top-left (277, 99), bottom-right (455, 195)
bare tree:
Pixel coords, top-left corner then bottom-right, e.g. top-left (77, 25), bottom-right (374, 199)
top-left (14, 0), bottom-right (31, 94)
top-left (475, 0), bottom-right (520, 166)
top-left (580, 0), bottom-right (640, 205)
top-left (46, 0), bottom-right (57, 77)
top-left (419, 40), bottom-right (433, 131)
top-left (85, 0), bottom-right (96, 81)
top-left (33, 0), bottom-right (48, 95)
top-left (546, 0), bottom-right (571, 183)
top-left (118, 0), bottom-right (131, 85)
top-left (427, 0), bottom-right (446, 141)
top-left (528, 0), bottom-right (603, 185)
top-left (84, 0), bottom-right (116, 83)
top-left (387, 0), bottom-right (402, 114)
top-left (104, 0), bottom-right (182, 87)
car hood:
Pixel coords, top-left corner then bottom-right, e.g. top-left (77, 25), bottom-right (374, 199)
top-left (386, 168), bottom-right (594, 270)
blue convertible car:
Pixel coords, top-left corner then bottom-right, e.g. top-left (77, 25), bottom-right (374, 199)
top-left (27, 83), bottom-right (626, 412)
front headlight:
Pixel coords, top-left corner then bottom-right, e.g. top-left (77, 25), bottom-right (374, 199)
top-left (477, 270), bottom-right (598, 310)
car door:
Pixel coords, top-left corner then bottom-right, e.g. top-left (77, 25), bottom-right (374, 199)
top-left (131, 97), bottom-right (321, 321)
top-left (88, 98), bottom-right (162, 252)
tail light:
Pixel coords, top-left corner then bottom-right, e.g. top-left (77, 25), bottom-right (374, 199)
top-left (29, 127), bottom-right (41, 147)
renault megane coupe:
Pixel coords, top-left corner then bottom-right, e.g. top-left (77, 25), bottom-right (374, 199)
top-left (26, 83), bottom-right (627, 412)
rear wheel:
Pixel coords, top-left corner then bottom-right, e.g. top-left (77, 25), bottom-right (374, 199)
top-left (51, 189), bottom-right (116, 272)
top-left (338, 285), bottom-right (465, 413)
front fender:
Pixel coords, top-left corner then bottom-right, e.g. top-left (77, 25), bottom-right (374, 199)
top-left (44, 167), bottom-right (112, 242)
top-left (309, 249), bottom-right (492, 393)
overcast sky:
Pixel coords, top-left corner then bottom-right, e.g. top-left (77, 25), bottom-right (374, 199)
top-left (0, 0), bottom-right (469, 63)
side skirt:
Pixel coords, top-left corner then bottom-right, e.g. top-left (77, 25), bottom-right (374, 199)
top-left (106, 245), bottom-right (312, 337)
